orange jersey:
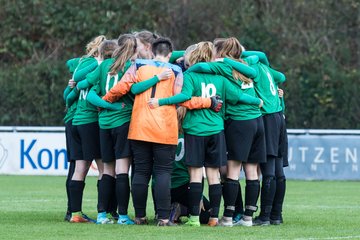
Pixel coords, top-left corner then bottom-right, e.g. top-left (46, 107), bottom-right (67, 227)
top-left (104, 59), bottom-right (183, 145)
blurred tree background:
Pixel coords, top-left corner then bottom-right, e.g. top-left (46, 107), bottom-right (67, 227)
top-left (0, 0), bottom-right (359, 128)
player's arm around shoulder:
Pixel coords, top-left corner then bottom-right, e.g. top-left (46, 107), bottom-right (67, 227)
top-left (102, 64), bottom-right (137, 103)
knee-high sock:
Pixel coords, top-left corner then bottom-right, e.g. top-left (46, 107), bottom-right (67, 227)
top-left (222, 178), bottom-right (239, 218)
top-left (244, 179), bottom-right (260, 217)
top-left (116, 174), bottom-right (130, 215)
top-left (69, 180), bottom-right (85, 213)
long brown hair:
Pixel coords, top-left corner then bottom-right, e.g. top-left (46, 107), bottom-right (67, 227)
top-left (134, 30), bottom-right (159, 45)
top-left (98, 40), bottom-right (118, 60)
top-left (177, 106), bottom-right (187, 134)
top-left (188, 41), bottom-right (214, 66)
top-left (214, 37), bottom-right (252, 84)
top-left (85, 35), bottom-right (106, 57)
top-left (109, 34), bottom-right (137, 76)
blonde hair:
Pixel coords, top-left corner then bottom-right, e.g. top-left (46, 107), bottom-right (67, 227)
top-left (214, 37), bottom-right (252, 84)
top-left (184, 44), bottom-right (197, 69)
top-left (188, 41), bottom-right (214, 66)
top-left (85, 35), bottom-right (106, 57)
top-left (109, 34), bottom-right (137, 76)
top-left (98, 40), bottom-right (118, 60)
top-left (177, 106), bottom-right (187, 134)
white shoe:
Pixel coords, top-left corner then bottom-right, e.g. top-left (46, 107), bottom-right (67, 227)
top-left (234, 218), bottom-right (252, 227)
top-left (219, 217), bottom-right (233, 227)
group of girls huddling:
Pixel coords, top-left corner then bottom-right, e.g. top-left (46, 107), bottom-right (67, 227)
top-left (63, 30), bottom-right (288, 227)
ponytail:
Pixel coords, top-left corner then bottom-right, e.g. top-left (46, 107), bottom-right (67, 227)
top-left (214, 37), bottom-right (252, 84)
top-left (109, 34), bottom-right (137, 76)
top-left (188, 42), bottom-right (214, 66)
top-left (85, 35), bottom-right (106, 57)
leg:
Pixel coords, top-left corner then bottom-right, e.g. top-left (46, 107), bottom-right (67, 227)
top-left (222, 160), bottom-right (242, 221)
top-left (69, 160), bottom-right (91, 221)
top-left (243, 163), bottom-right (260, 221)
top-left (206, 167), bottom-right (222, 225)
top-left (96, 161), bottom-right (115, 224)
top-left (254, 157), bottom-right (276, 225)
top-left (152, 144), bottom-right (176, 222)
top-left (271, 157), bottom-right (286, 224)
top-left (131, 141), bottom-right (153, 220)
top-left (116, 157), bottom-right (133, 224)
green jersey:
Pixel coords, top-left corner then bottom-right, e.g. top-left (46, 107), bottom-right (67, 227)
top-left (63, 58), bottom-right (81, 123)
top-left (191, 61), bottom-right (262, 121)
top-left (72, 57), bottom-right (100, 125)
top-left (87, 58), bottom-right (133, 129)
top-left (63, 86), bottom-right (77, 123)
top-left (252, 62), bottom-right (286, 115)
top-left (171, 134), bottom-right (189, 189)
top-left (181, 72), bottom-right (260, 136)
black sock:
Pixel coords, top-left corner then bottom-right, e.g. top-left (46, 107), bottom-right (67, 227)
top-left (199, 196), bottom-right (211, 224)
top-left (188, 182), bottom-right (202, 216)
top-left (244, 179), bottom-right (260, 217)
top-left (234, 183), bottom-right (244, 217)
top-left (69, 180), bottom-right (85, 213)
top-left (66, 161), bottom-right (76, 213)
top-left (209, 184), bottom-right (222, 218)
top-left (271, 176), bottom-right (286, 220)
top-left (223, 178), bottom-right (239, 217)
top-left (108, 176), bottom-right (117, 214)
top-left (260, 176), bottom-right (276, 220)
top-left (116, 174), bottom-right (130, 215)
top-left (98, 174), bottom-right (115, 213)
top-left (131, 183), bottom-right (148, 218)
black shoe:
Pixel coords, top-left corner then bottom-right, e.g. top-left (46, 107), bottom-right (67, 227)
top-left (270, 218), bottom-right (282, 225)
top-left (253, 216), bottom-right (270, 226)
top-left (157, 219), bottom-right (177, 227)
top-left (134, 217), bottom-right (148, 225)
top-left (270, 214), bottom-right (283, 225)
top-left (64, 212), bottom-right (71, 222)
top-left (110, 211), bottom-right (119, 221)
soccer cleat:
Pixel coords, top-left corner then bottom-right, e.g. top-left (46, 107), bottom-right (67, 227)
top-left (232, 213), bottom-right (243, 223)
top-left (270, 217), bottom-right (282, 225)
top-left (185, 216), bottom-right (200, 227)
top-left (70, 212), bottom-right (90, 223)
top-left (157, 219), bottom-right (178, 227)
top-left (270, 214), bottom-right (283, 225)
top-left (252, 216), bottom-right (270, 226)
top-left (81, 212), bottom-right (96, 223)
top-left (110, 211), bottom-right (119, 221)
top-left (117, 215), bottom-right (135, 225)
top-left (96, 212), bottom-right (114, 224)
top-left (219, 216), bottom-right (233, 227)
top-left (64, 211), bottom-right (71, 222)
top-left (207, 217), bottom-right (219, 227)
top-left (169, 202), bottom-right (182, 223)
top-left (234, 218), bottom-right (253, 227)
top-left (134, 217), bottom-right (148, 225)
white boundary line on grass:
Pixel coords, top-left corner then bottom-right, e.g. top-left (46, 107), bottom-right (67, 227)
top-left (295, 236), bottom-right (360, 240)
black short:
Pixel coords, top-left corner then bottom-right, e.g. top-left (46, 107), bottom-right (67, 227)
top-left (65, 120), bottom-right (75, 162)
top-left (278, 114), bottom-right (289, 167)
top-left (100, 122), bottom-right (132, 163)
top-left (263, 111), bottom-right (285, 158)
top-left (225, 116), bottom-right (266, 163)
top-left (71, 122), bottom-right (101, 161)
top-left (184, 132), bottom-right (227, 168)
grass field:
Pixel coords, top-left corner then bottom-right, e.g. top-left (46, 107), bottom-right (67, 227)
top-left (0, 176), bottom-right (359, 240)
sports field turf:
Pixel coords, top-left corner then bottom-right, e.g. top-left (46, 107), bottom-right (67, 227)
top-left (0, 176), bottom-right (359, 240)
